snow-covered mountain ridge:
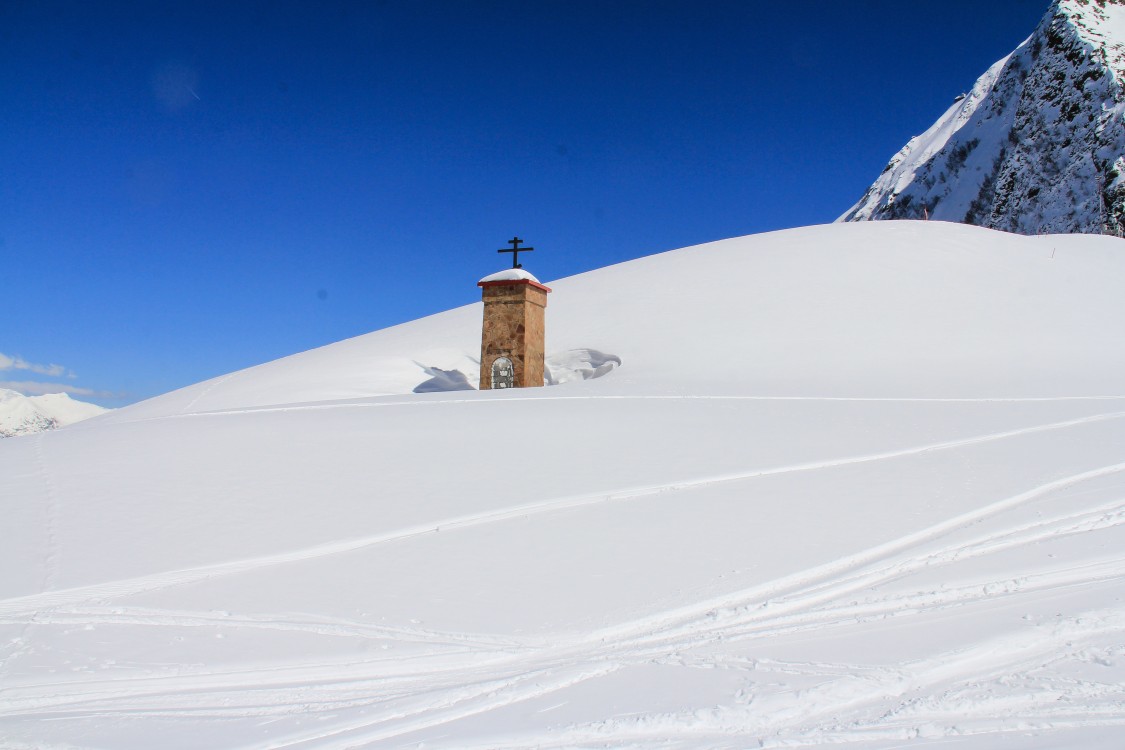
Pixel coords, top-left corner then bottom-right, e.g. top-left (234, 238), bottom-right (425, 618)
top-left (0, 388), bottom-right (108, 438)
top-left (3, 222), bottom-right (1125, 748)
top-left (841, 0), bottom-right (1125, 236)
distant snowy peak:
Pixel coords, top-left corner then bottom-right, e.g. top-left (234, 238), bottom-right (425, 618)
top-left (841, 0), bottom-right (1125, 236)
top-left (0, 389), bottom-right (108, 438)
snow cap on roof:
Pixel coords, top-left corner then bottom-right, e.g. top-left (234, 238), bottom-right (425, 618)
top-left (478, 268), bottom-right (542, 285)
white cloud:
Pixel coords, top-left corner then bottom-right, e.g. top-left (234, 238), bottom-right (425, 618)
top-left (0, 352), bottom-right (73, 378)
top-left (0, 381), bottom-right (117, 399)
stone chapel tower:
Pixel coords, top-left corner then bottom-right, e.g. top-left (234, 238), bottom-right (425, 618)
top-left (478, 238), bottom-right (550, 390)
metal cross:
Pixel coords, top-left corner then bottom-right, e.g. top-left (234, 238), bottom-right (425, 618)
top-left (498, 236), bottom-right (534, 269)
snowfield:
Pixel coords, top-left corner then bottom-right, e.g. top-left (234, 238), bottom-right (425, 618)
top-left (2, 221), bottom-right (1125, 748)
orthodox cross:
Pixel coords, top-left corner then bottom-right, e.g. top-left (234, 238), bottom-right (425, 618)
top-left (498, 236), bottom-right (534, 269)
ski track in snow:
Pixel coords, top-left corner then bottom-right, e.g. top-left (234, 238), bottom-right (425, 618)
top-left (259, 527), bottom-right (1125, 750)
top-left (4, 408), bottom-right (1124, 618)
top-left (177, 371), bottom-right (240, 415)
top-left (5, 407), bottom-right (1125, 747)
top-left (20, 495), bottom-right (1115, 749)
top-left (30, 433), bottom-right (60, 592)
top-left (92, 392), bottom-right (1125, 427)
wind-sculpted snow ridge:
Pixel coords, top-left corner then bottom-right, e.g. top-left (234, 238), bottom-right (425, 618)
top-left (410, 349), bottom-right (621, 393)
top-left (841, 0), bottom-right (1125, 236)
top-left (545, 348), bottom-right (621, 385)
top-left (3, 222), bottom-right (1125, 747)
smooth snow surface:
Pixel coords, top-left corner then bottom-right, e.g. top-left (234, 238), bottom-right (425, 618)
top-left (3, 222), bottom-right (1125, 748)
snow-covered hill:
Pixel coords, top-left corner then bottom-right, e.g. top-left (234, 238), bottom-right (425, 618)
top-left (0, 389), bottom-right (108, 438)
top-left (841, 0), bottom-right (1125, 236)
top-left (2, 222), bottom-right (1125, 748)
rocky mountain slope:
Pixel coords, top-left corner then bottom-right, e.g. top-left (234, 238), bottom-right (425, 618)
top-left (840, 0), bottom-right (1125, 236)
top-left (0, 389), bottom-right (108, 438)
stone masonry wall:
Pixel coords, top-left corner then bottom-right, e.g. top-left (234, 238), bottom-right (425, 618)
top-left (479, 283), bottom-right (548, 389)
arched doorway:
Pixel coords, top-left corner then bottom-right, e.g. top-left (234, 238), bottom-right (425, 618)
top-left (491, 357), bottom-right (514, 389)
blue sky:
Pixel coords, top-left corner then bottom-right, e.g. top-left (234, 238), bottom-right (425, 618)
top-left (3, 1), bottom-right (1048, 406)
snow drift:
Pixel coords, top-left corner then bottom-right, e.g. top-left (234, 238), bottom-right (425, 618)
top-left (2, 221), bottom-right (1125, 748)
